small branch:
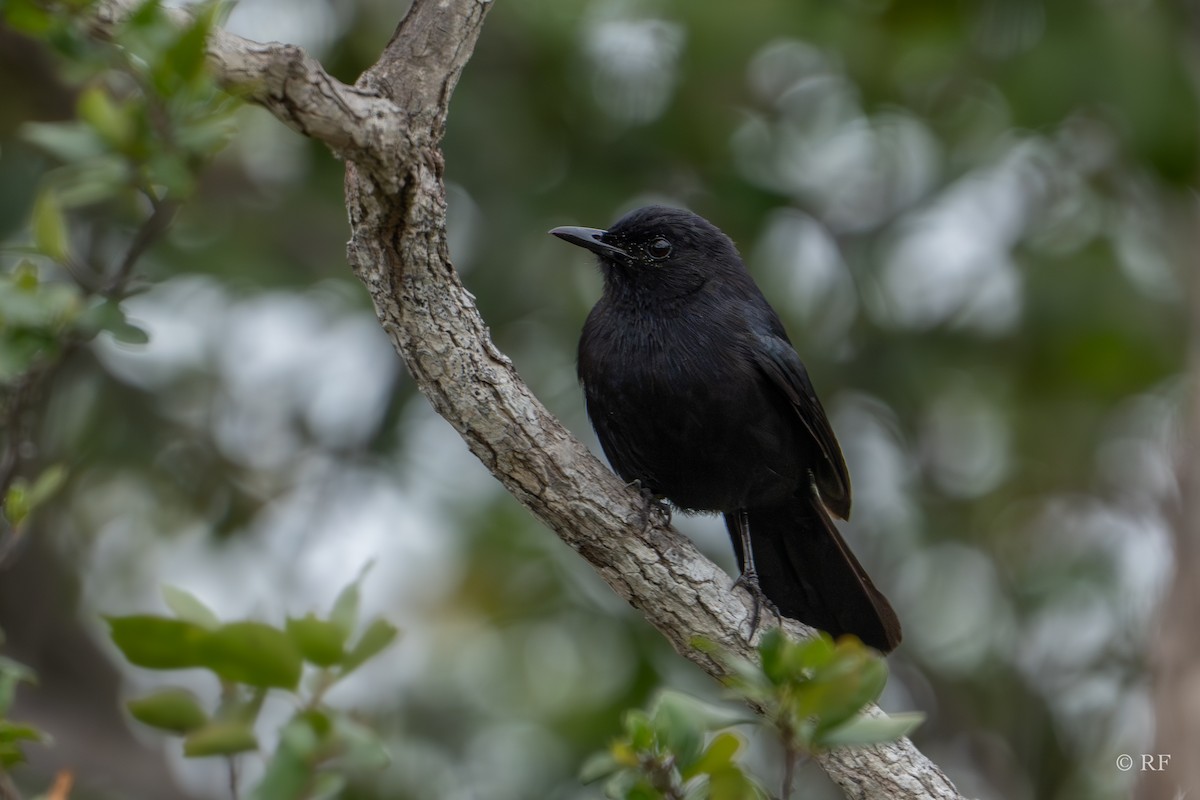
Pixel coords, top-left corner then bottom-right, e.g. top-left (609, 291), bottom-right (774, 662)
top-left (110, 193), bottom-right (177, 295)
top-left (90, 0), bottom-right (411, 187)
top-left (0, 770), bottom-right (24, 800)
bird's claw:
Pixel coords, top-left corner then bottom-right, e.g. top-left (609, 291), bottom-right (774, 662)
top-left (628, 479), bottom-right (671, 533)
top-left (732, 570), bottom-right (782, 638)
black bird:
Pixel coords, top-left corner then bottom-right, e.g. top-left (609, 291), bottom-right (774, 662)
top-left (550, 205), bottom-right (901, 652)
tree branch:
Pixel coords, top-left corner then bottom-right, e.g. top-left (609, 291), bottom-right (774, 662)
top-left (91, 0), bottom-right (411, 188)
top-left (87, 1), bottom-right (965, 797)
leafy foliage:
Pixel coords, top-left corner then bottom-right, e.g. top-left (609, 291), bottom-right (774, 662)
top-left (0, 0), bottom-right (236, 536)
top-left (588, 630), bottom-right (923, 799)
top-left (0, 630), bottom-right (47, 768)
top-left (109, 572), bottom-right (401, 798)
top-left (582, 690), bottom-right (765, 800)
top-left (719, 630), bottom-right (923, 753)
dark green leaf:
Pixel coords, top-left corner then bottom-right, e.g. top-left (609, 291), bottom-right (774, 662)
top-left (0, 720), bottom-right (45, 767)
top-left (707, 765), bottom-right (762, 800)
top-left (286, 614), bottom-right (346, 667)
top-left (126, 687), bottom-right (208, 733)
top-left (198, 621), bottom-right (303, 689)
top-left (4, 3), bottom-right (54, 36)
top-left (31, 189), bottom-right (70, 263)
top-left (815, 712), bottom-right (925, 749)
top-left (77, 85), bottom-right (132, 147)
top-left (806, 645), bottom-right (888, 735)
top-left (579, 751), bottom-right (619, 784)
top-left (682, 731), bottom-right (741, 781)
top-left (21, 122), bottom-right (108, 163)
top-left (623, 709), bottom-right (654, 752)
top-left (183, 720), bottom-right (258, 757)
top-left (159, 3), bottom-right (216, 91)
top-left (649, 691), bottom-right (707, 770)
top-left (107, 615), bottom-right (209, 670)
top-left (249, 717), bottom-right (317, 800)
top-left (340, 617), bottom-right (399, 675)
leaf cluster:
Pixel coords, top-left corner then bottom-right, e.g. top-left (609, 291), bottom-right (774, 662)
top-left (581, 689), bottom-right (765, 800)
top-left (109, 569), bottom-right (399, 800)
top-left (0, 630), bottom-right (47, 768)
top-left (722, 630), bottom-right (924, 752)
top-left (587, 630), bottom-right (925, 799)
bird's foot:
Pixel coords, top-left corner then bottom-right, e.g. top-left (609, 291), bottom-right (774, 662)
top-left (731, 570), bottom-right (782, 638)
top-left (627, 479), bottom-right (671, 533)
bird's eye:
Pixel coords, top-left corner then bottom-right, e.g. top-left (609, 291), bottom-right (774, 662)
top-left (647, 237), bottom-right (672, 260)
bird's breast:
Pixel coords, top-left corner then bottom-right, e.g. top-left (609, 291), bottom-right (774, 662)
top-left (579, 304), bottom-right (803, 512)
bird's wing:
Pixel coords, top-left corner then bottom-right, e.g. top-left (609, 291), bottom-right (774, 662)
top-left (751, 332), bottom-right (852, 519)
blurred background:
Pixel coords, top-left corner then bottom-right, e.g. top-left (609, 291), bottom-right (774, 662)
top-left (1, 0), bottom-right (1196, 798)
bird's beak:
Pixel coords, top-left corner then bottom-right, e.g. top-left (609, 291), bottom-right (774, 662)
top-left (549, 225), bottom-right (630, 259)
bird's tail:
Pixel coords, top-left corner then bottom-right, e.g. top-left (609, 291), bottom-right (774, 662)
top-left (724, 498), bottom-right (902, 652)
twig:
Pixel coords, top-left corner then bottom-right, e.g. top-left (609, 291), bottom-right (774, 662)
top-left (0, 769), bottom-right (25, 800)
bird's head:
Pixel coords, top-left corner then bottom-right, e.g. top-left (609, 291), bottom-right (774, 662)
top-left (550, 205), bottom-right (745, 300)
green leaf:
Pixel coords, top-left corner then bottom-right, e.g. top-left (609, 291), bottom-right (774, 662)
top-left (159, 3), bottom-right (216, 91)
top-left (4, 483), bottom-right (31, 529)
top-left (31, 189), bottom-right (70, 263)
top-left (623, 709), bottom-right (654, 753)
top-left (107, 615), bottom-right (209, 670)
top-left (22, 122), bottom-right (108, 163)
top-left (144, 152), bottom-right (195, 198)
top-left (330, 563), bottom-right (372, 641)
top-left (0, 656), bottom-right (37, 717)
top-left (183, 720), bottom-right (258, 757)
top-left (126, 687), bottom-right (208, 733)
top-left (758, 628), bottom-right (835, 687)
top-left (579, 751), bottom-right (619, 784)
top-left (53, 156), bottom-right (131, 208)
top-left (79, 300), bottom-right (151, 345)
top-left (309, 774), bottom-right (347, 800)
top-left (230, 686), bottom-right (268, 725)
top-left (286, 614), bottom-right (346, 667)
top-left (6, 465), bottom-right (69, 528)
top-left (683, 731), bottom-right (741, 781)
top-left (805, 645), bottom-right (888, 735)
top-left (26, 465), bottom-right (67, 510)
top-left (77, 85), bottom-right (133, 147)
top-left (815, 712), bottom-right (925, 749)
top-left (0, 271), bottom-right (83, 331)
top-left (198, 621), bottom-right (303, 689)
top-left (162, 585), bottom-right (221, 630)
top-left (340, 617), bottom-right (399, 675)
top-left (0, 719), bottom-right (47, 767)
top-left (707, 765), bottom-right (762, 800)
top-left (649, 692), bottom-right (705, 770)
top-left (330, 716), bottom-right (390, 771)
top-left (4, 3), bottom-right (54, 36)
top-left (698, 640), bottom-right (771, 704)
top-left (0, 721), bottom-right (44, 747)
top-left (249, 716), bottom-right (318, 800)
